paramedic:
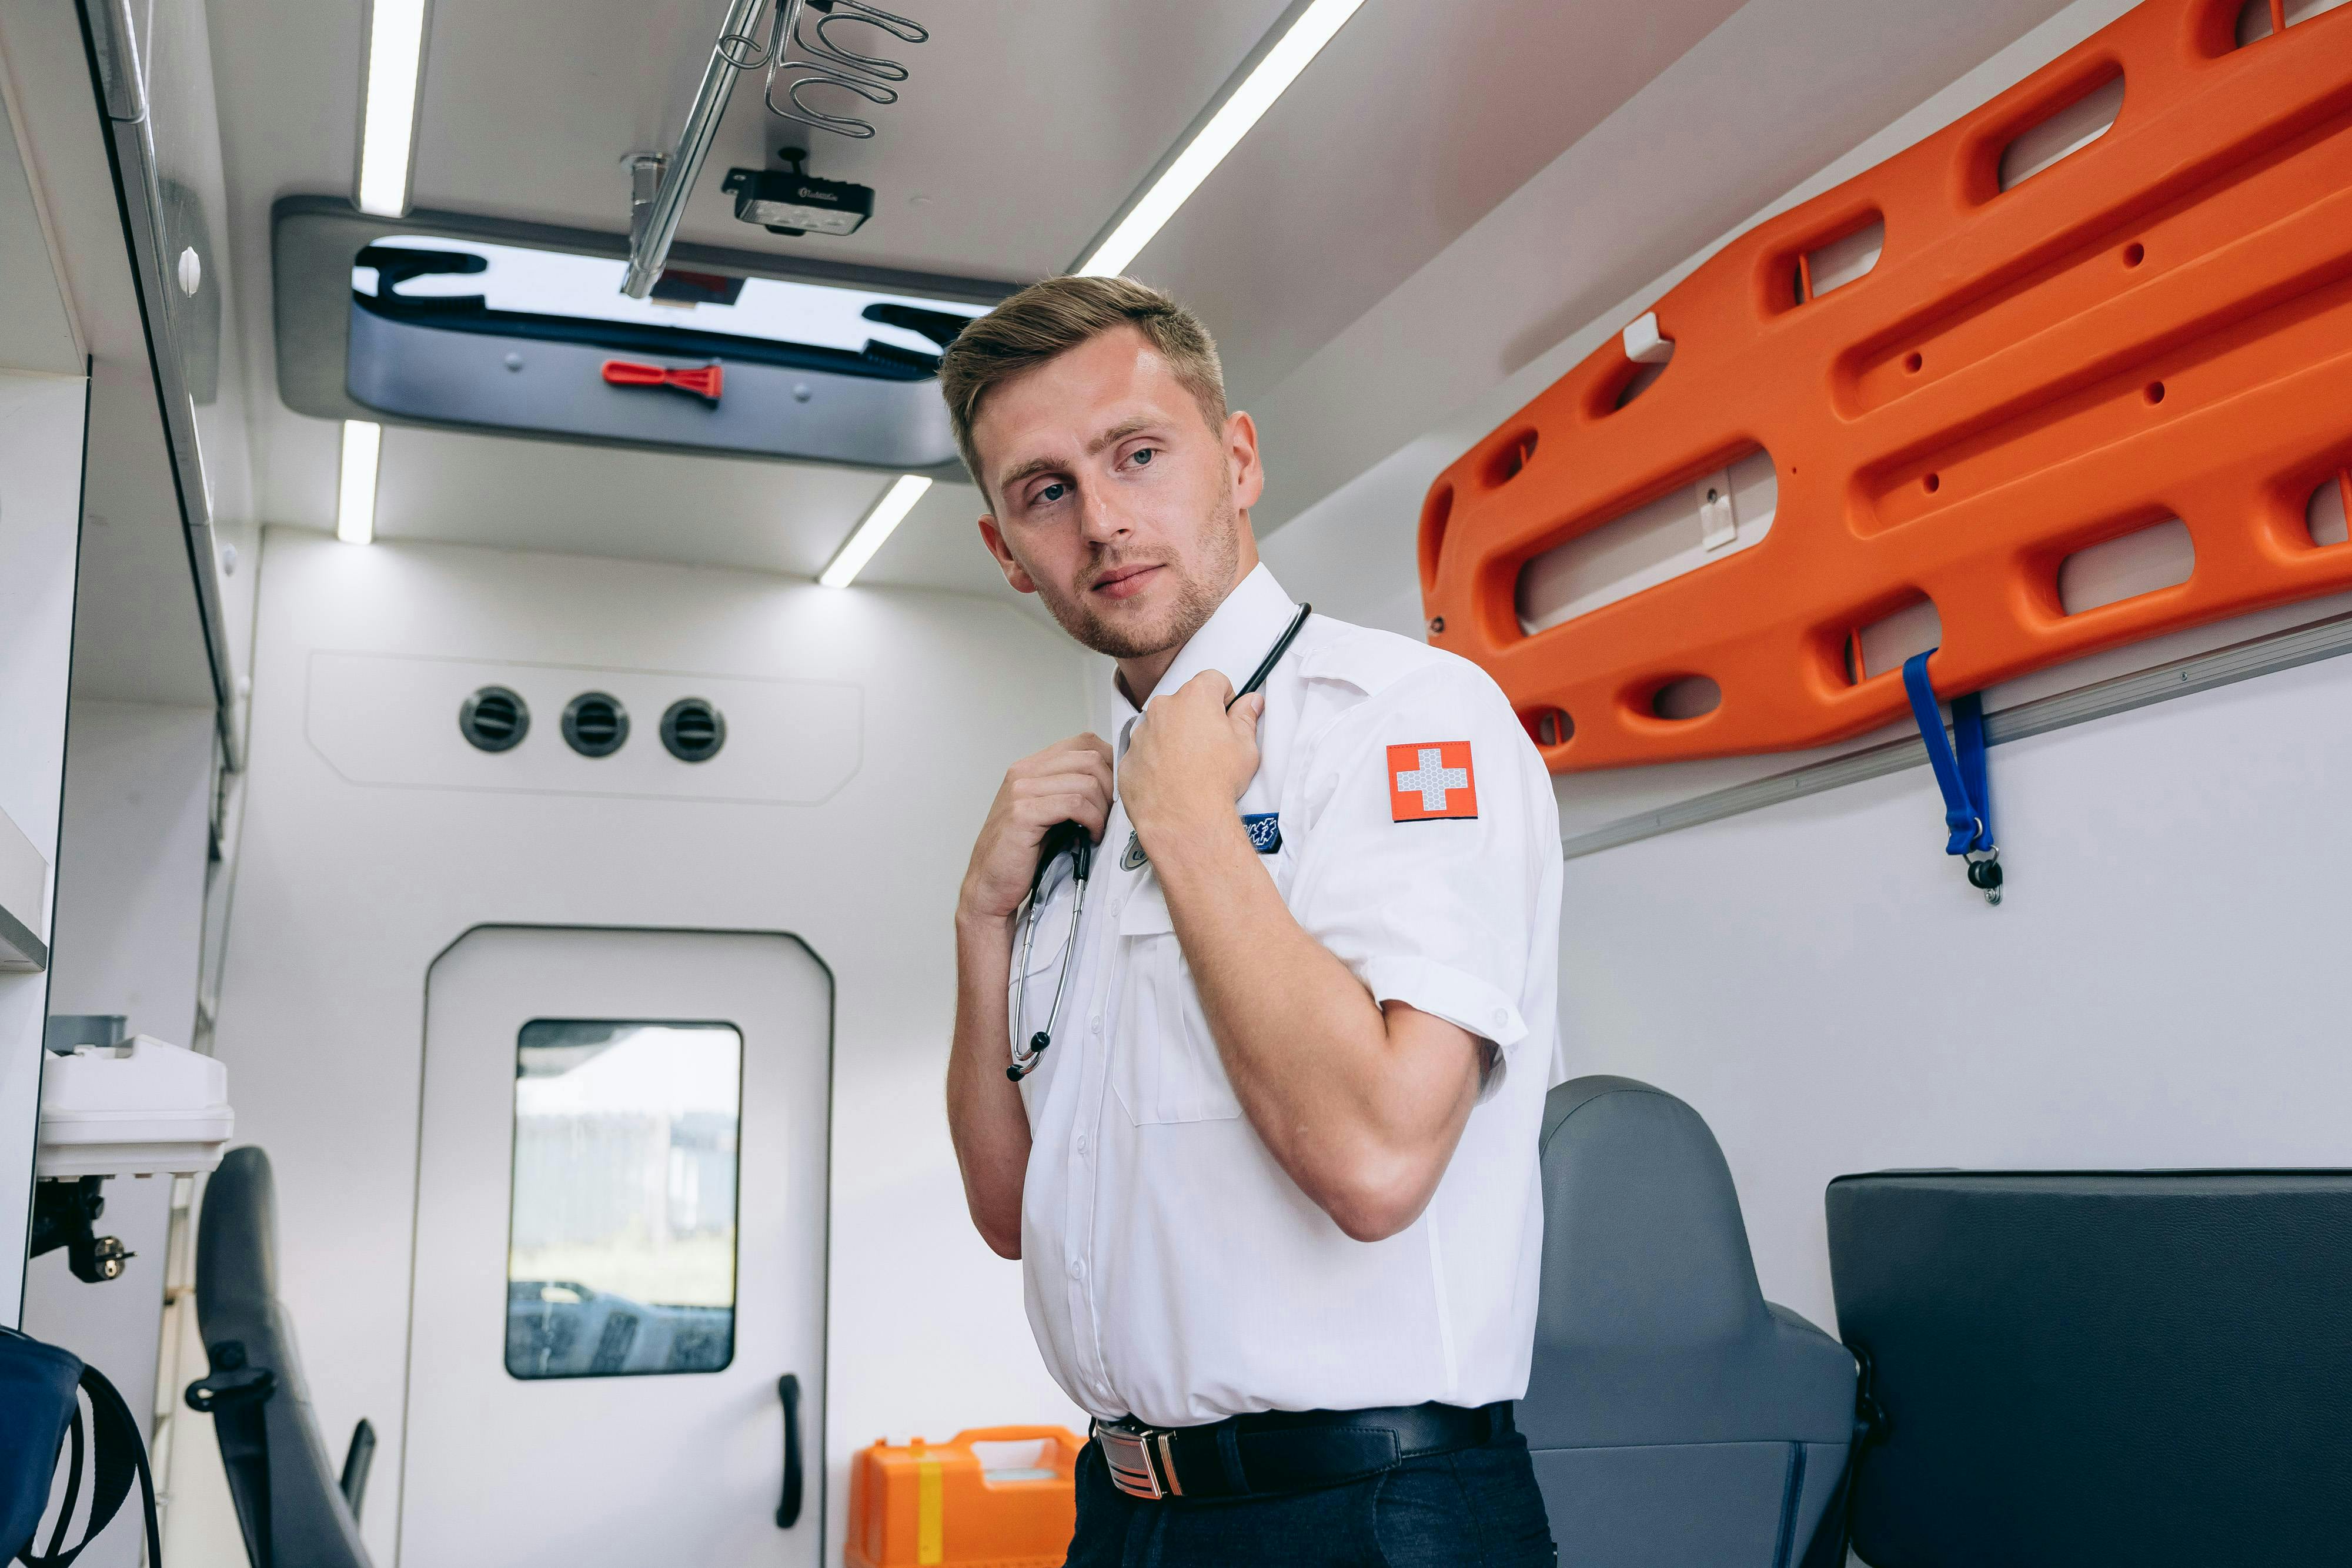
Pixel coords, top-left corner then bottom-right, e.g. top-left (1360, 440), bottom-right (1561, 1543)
top-left (942, 275), bottom-right (1562, 1567)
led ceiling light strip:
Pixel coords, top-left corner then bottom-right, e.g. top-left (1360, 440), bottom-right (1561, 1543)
top-left (358, 0), bottom-right (430, 217)
top-left (338, 422), bottom-right (382, 544)
top-left (820, 474), bottom-right (932, 587)
top-left (1076, 0), bottom-right (1367, 278)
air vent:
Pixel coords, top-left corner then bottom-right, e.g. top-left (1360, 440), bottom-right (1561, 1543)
top-left (561, 692), bottom-right (630, 757)
top-left (459, 686), bottom-right (530, 752)
top-left (660, 698), bottom-right (727, 763)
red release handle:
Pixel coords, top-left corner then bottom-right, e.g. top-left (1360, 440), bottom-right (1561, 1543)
top-left (600, 359), bottom-right (723, 403)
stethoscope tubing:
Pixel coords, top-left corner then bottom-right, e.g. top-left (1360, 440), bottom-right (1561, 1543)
top-left (1008, 603), bottom-right (1311, 1082)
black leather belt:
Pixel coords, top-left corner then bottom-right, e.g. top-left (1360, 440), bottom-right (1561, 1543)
top-left (1091, 1401), bottom-right (1512, 1501)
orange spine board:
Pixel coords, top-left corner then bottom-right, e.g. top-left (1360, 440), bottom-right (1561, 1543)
top-left (1420, 0), bottom-right (2352, 773)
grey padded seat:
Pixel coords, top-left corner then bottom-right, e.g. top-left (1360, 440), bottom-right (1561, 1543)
top-left (1521, 1078), bottom-right (1857, 1568)
top-left (194, 1146), bottom-right (375, 1568)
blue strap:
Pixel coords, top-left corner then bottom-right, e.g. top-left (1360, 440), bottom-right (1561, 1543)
top-left (1901, 651), bottom-right (1992, 857)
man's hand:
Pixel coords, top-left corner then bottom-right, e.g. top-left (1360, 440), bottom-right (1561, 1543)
top-left (959, 734), bottom-right (1115, 925)
top-left (1120, 673), bottom-right (1265, 857)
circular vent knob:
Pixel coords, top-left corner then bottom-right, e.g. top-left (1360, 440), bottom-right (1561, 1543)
top-left (459, 686), bottom-right (530, 752)
top-left (562, 692), bottom-right (630, 757)
top-left (660, 698), bottom-right (727, 763)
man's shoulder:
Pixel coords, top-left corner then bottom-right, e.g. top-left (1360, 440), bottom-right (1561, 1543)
top-left (1295, 616), bottom-right (1506, 708)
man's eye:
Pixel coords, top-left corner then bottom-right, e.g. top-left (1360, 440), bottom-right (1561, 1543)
top-left (1036, 482), bottom-right (1068, 505)
top-left (1131, 447), bottom-right (1156, 466)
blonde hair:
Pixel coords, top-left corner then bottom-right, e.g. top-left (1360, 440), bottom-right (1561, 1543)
top-left (939, 275), bottom-right (1228, 496)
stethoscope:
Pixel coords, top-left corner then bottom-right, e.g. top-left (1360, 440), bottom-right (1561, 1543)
top-left (1007, 601), bottom-right (1312, 1082)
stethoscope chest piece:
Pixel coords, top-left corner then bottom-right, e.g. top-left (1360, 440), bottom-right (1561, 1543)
top-left (1008, 820), bottom-right (1091, 1082)
top-left (1007, 601), bottom-right (1311, 1082)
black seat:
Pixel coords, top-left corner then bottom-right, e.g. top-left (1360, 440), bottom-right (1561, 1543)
top-left (191, 1146), bottom-right (375, 1568)
top-left (1519, 1077), bottom-right (1857, 1567)
top-left (1828, 1169), bottom-right (2352, 1567)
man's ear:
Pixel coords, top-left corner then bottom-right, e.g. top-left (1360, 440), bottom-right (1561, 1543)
top-left (1224, 409), bottom-right (1265, 511)
top-left (976, 514), bottom-right (1038, 595)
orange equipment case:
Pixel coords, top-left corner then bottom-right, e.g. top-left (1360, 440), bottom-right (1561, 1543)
top-left (1419, 0), bottom-right (2352, 772)
top-left (845, 1426), bottom-right (1084, 1568)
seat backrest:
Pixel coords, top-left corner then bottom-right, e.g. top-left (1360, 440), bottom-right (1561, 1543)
top-left (1828, 1169), bottom-right (2352, 1568)
top-left (1520, 1077), bottom-right (1855, 1568)
top-left (195, 1146), bottom-right (374, 1568)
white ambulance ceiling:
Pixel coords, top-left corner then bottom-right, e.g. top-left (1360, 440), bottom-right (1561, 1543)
top-left (202, 0), bottom-right (1756, 596)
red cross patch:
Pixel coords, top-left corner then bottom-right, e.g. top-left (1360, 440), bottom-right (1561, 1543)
top-left (1388, 741), bottom-right (1478, 822)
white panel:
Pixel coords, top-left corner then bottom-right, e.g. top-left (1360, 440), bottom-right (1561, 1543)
top-left (1652, 676), bottom-right (1723, 720)
top-left (1803, 218), bottom-right (1885, 297)
top-left (0, 81), bottom-right (79, 374)
top-left (1558, 651), bottom-right (2352, 1335)
top-left (0, 803), bottom-right (46, 958)
top-left (405, 930), bottom-right (828, 1568)
top-left (2284, 0), bottom-right (2352, 24)
top-left (1615, 353), bottom-right (1671, 409)
top-left (215, 534), bottom-right (1091, 1567)
top-left (1852, 597), bottom-right (1945, 683)
top-left (1518, 448), bottom-right (1778, 634)
top-left (21, 700), bottom-right (215, 1568)
top-left (0, 371), bottom-right (88, 1323)
top-left (45, 703), bottom-right (218, 1044)
top-left (2235, 0), bottom-right (2274, 48)
top-left (2056, 517), bottom-right (2194, 614)
top-left (1997, 72), bottom-right (2125, 191)
top-left (2308, 474), bottom-right (2348, 547)
top-left (305, 652), bottom-right (861, 804)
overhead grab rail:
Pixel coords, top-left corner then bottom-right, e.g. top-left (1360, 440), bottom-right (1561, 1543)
top-left (621, 0), bottom-right (928, 299)
top-left (763, 0), bottom-right (929, 140)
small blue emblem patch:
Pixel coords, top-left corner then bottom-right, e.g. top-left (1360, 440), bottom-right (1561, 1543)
top-left (1242, 812), bottom-right (1282, 854)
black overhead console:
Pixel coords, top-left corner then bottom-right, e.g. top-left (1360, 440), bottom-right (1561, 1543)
top-left (1826, 1169), bottom-right (2352, 1567)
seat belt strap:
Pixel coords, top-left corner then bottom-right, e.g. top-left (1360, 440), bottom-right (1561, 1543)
top-left (24, 1363), bottom-right (163, 1568)
top-left (1902, 652), bottom-right (2003, 903)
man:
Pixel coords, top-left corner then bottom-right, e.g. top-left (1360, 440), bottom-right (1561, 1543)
top-left (942, 275), bottom-right (1562, 1566)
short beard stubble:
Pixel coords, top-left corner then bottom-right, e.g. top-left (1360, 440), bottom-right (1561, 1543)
top-left (1030, 483), bottom-right (1243, 663)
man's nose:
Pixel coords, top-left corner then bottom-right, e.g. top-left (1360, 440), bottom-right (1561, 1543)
top-left (1078, 486), bottom-right (1128, 546)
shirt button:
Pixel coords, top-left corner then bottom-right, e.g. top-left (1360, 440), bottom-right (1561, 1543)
top-left (1494, 1008), bottom-right (1509, 1028)
top-left (1075, 1134), bottom-right (1090, 1155)
top-left (1090, 1016), bottom-right (1102, 1036)
top-left (1069, 1258), bottom-right (1086, 1281)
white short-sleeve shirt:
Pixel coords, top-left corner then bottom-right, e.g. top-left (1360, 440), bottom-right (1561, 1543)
top-left (1012, 564), bottom-right (1563, 1428)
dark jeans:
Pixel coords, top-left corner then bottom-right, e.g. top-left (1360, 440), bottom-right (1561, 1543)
top-left (1064, 1427), bottom-right (1558, 1567)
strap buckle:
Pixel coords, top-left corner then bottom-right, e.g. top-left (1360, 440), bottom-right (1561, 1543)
top-left (1093, 1419), bottom-right (1180, 1499)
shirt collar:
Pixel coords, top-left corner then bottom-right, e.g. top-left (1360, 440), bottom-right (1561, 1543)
top-left (1108, 563), bottom-right (1298, 750)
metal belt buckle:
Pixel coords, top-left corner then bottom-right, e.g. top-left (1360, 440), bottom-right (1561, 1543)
top-left (1095, 1420), bottom-right (1176, 1499)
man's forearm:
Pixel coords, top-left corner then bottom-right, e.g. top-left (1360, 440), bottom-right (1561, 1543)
top-left (1148, 818), bottom-right (1479, 1241)
top-left (948, 911), bottom-right (1030, 1258)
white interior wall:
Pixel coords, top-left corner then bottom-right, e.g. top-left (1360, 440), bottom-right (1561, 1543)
top-left (21, 699), bottom-right (215, 1568)
top-left (208, 530), bottom-right (1094, 1567)
top-left (1560, 653), bottom-right (2352, 1333)
top-left (1260, 0), bottom-right (2352, 1337)
top-left (0, 370), bottom-right (89, 1321)
top-left (44, 701), bottom-right (218, 1045)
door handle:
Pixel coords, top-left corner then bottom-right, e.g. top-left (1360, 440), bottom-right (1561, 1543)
top-left (775, 1373), bottom-right (804, 1529)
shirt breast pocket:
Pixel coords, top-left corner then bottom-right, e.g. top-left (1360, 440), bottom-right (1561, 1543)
top-left (1112, 875), bottom-right (1244, 1126)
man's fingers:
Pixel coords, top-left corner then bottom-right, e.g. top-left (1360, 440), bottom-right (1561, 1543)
top-left (1016, 791), bottom-right (1108, 835)
top-left (1234, 691), bottom-right (1266, 726)
top-left (1011, 770), bottom-right (1114, 809)
top-left (1187, 670), bottom-right (1237, 706)
top-left (1016, 738), bottom-right (1114, 786)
